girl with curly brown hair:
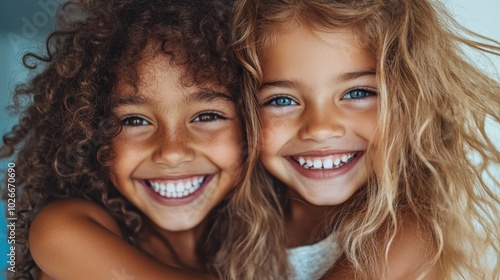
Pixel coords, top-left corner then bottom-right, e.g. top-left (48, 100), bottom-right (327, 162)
top-left (0, 0), bottom-right (279, 279)
top-left (222, 0), bottom-right (500, 279)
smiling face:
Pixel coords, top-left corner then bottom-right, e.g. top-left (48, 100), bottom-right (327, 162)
top-left (110, 53), bottom-right (243, 232)
top-left (259, 26), bottom-right (378, 206)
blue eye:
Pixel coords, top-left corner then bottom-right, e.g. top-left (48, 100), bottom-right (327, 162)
top-left (342, 89), bottom-right (376, 99)
top-left (267, 96), bottom-right (298, 106)
top-left (121, 116), bottom-right (150, 126)
top-left (193, 113), bottom-right (225, 122)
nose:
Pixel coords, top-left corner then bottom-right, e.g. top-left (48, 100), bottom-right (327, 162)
top-left (153, 128), bottom-right (195, 168)
top-left (298, 104), bottom-right (346, 142)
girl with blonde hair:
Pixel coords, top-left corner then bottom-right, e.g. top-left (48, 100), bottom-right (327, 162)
top-left (224, 0), bottom-right (500, 278)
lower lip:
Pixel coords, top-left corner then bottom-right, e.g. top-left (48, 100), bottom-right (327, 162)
top-left (140, 175), bottom-right (214, 206)
top-left (286, 153), bottom-right (363, 180)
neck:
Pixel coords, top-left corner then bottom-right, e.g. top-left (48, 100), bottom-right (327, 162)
top-left (285, 189), bottom-right (336, 248)
top-left (140, 218), bottom-right (209, 271)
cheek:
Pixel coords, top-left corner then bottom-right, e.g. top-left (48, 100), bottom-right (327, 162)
top-left (109, 140), bottom-right (127, 173)
top-left (346, 107), bottom-right (378, 141)
top-left (108, 148), bottom-right (128, 192)
top-left (260, 113), bottom-right (293, 156)
top-left (109, 138), bottom-right (145, 176)
top-left (204, 127), bottom-right (244, 171)
top-left (361, 110), bottom-right (378, 141)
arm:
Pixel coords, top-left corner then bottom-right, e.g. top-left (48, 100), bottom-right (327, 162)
top-left (29, 198), bottom-right (214, 280)
top-left (322, 219), bottom-right (438, 280)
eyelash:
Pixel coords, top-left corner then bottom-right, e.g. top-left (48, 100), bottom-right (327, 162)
top-left (264, 95), bottom-right (299, 107)
top-left (192, 111), bottom-right (226, 122)
top-left (341, 88), bottom-right (377, 100)
top-left (263, 87), bottom-right (377, 107)
top-left (121, 116), bottom-right (150, 126)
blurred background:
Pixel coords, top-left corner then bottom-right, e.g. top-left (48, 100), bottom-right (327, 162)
top-left (0, 0), bottom-right (499, 279)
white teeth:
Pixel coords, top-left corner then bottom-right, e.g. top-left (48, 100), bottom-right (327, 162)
top-left (294, 153), bottom-right (356, 170)
top-left (166, 183), bottom-right (175, 192)
top-left (323, 158), bottom-right (333, 169)
top-left (176, 182), bottom-right (184, 192)
top-left (148, 176), bottom-right (206, 198)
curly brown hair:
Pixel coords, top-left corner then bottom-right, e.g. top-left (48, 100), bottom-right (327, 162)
top-left (1, 0), bottom-right (242, 278)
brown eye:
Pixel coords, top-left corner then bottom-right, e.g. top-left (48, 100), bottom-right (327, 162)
top-left (193, 112), bottom-right (224, 122)
top-left (121, 116), bottom-right (150, 126)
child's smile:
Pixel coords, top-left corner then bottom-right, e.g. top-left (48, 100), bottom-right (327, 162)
top-left (259, 26), bottom-right (378, 206)
top-left (142, 174), bottom-right (211, 205)
top-left (287, 150), bottom-right (363, 180)
top-left (110, 52), bottom-right (243, 231)
top-left (145, 175), bottom-right (206, 199)
top-left (292, 152), bottom-right (357, 170)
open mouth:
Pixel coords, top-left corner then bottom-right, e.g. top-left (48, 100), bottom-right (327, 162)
top-left (291, 152), bottom-right (358, 170)
top-left (145, 176), bottom-right (207, 199)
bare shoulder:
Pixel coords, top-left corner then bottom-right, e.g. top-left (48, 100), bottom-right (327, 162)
top-left (30, 198), bottom-right (122, 239)
top-left (29, 198), bottom-right (211, 280)
top-left (322, 216), bottom-right (438, 280)
top-left (386, 216), bottom-right (438, 279)
top-left (29, 198), bottom-right (122, 279)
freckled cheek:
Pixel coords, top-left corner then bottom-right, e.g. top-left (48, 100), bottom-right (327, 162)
top-left (109, 138), bottom-right (147, 173)
top-left (346, 108), bottom-right (378, 141)
top-left (200, 128), bottom-right (244, 172)
top-left (261, 114), bottom-right (294, 158)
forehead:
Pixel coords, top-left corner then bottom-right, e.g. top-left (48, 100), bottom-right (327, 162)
top-left (260, 26), bottom-right (376, 82)
top-left (259, 21), bottom-right (372, 55)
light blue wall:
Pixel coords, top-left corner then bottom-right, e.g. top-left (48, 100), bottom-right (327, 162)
top-left (1, 1), bottom-right (61, 279)
top-left (444, 0), bottom-right (500, 153)
top-left (0, 1), bottom-right (499, 279)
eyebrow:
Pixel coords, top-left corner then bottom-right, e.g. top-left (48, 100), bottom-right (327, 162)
top-left (338, 70), bottom-right (376, 81)
top-left (260, 80), bottom-right (299, 91)
top-left (260, 70), bottom-right (376, 90)
top-left (111, 94), bottom-right (152, 109)
top-left (185, 88), bottom-right (234, 104)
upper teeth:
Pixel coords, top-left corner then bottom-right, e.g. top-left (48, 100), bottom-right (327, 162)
top-left (294, 153), bottom-right (355, 170)
top-left (148, 176), bottom-right (205, 198)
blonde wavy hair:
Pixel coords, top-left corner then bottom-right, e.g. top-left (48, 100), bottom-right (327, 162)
top-left (222, 0), bottom-right (500, 279)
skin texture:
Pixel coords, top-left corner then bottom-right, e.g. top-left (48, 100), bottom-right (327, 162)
top-left (322, 217), bottom-right (438, 280)
top-left (29, 53), bottom-right (243, 279)
top-left (259, 27), bottom-right (378, 207)
top-left (260, 26), bottom-right (438, 278)
top-left (110, 53), bottom-right (242, 234)
top-left (30, 199), bottom-right (209, 280)
top-left (259, 27), bottom-right (378, 247)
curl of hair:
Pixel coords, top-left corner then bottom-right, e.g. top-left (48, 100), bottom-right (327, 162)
top-left (1, 0), bottom-right (242, 279)
top-left (232, 0), bottom-right (500, 279)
